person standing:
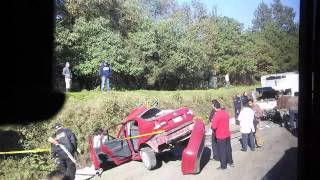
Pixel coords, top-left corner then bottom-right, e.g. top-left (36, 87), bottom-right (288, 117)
top-left (288, 95), bottom-right (298, 132)
top-left (233, 94), bottom-right (242, 125)
top-left (225, 73), bottom-right (230, 87)
top-left (209, 101), bottom-right (219, 161)
top-left (238, 102), bottom-right (255, 152)
top-left (241, 92), bottom-right (249, 107)
top-left (99, 61), bottom-right (112, 92)
top-left (48, 123), bottom-right (77, 180)
top-left (248, 99), bottom-right (263, 148)
top-left (211, 100), bottom-right (234, 170)
top-left (62, 62), bottom-right (72, 92)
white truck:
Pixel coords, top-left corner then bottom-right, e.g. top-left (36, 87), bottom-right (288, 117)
top-left (252, 72), bottom-right (299, 122)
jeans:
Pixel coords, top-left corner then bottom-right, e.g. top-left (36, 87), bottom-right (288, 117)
top-left (289, 110), bottom-right (298, 129)
top-left (101, 76), bottom-right (110, 91)
top-left (65, 78), bottom-right (71, 91)
top-left (241, 132), bottom-right (255, 151)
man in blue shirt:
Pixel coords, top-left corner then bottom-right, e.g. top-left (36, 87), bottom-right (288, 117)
top-left (99, 61), bottom-right (112, 92)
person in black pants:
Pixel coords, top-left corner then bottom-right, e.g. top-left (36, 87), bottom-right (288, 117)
top-left (209, 101), bottom-right (219, 161)
top-left (211, 100), bottom-right (234, 170)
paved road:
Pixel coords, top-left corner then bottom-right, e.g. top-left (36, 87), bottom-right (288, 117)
top-left (77, 121), bottom-right (297, 180)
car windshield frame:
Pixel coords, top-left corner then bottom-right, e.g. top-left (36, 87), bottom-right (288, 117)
top-left (140, 107), bottom-right (163, 121)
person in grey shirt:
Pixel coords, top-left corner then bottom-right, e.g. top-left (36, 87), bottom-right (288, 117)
top-left (62, 62), bottom-right (72, 92)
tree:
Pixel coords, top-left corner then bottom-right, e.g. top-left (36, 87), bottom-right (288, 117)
top-left (252, 2), bottom-right (273, 31)
top-left (271, 0), bottom-right (297, 33)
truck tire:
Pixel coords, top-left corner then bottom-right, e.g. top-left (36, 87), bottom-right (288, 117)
top-left (140, 147), bottom-right (157, 170)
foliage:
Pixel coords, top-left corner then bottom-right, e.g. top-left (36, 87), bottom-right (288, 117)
top-left (55, 0), bottom-right (299, 90)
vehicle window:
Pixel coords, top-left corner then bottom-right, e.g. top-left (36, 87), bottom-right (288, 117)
top-left (140, 108), bottom-right (162, 120)
top-left (258, 90), bottom-right (279, 100)
top-left (266, 76), bottom-right (284, 80)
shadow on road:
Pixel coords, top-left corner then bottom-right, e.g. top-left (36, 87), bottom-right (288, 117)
top-left (262, 147), bottom-right (297, 180)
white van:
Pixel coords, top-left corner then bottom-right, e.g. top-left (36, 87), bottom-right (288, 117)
top-left (260, 72), bottom-right (299, 96)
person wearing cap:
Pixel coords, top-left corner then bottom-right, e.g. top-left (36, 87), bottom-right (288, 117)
top-left (49, 123), bottom-right (77, 180)
top-left (62, 62), bottom-right (72, 92)
top-left (99, 61), bottom-right (112, 92)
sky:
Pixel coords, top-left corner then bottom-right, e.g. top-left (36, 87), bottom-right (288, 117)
top-left (177, 0), bottom-right (300, 29)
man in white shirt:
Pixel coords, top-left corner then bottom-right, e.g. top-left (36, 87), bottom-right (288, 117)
top-left (238, 101), bottom-right (255, 152)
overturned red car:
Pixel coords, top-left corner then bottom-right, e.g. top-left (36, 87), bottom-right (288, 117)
top-left (88, 106), bottom-right (205, 175)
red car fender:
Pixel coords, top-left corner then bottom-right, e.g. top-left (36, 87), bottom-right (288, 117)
top-left (181, 119), bottom-right (205, 175)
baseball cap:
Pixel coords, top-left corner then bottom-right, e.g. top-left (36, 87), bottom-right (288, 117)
top-left (53, 123), bottom-right (62, 129)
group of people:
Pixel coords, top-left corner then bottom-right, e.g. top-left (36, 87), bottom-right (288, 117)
top-left (210, 93), bottom-right (264, 170)
top-left (62, 61), bottom-right (112, 92)
top-left (233, 92), bottom-right (263, 148)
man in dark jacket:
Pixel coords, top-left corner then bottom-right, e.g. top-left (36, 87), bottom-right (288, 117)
top-left (241, 92), bottom-right (249, 107)
top-left (99, 61), bottom-right (112, 92)
top-left (211, 100), bottom-right (234, 170)
top-left (49, 123), bottom-right (77, 180)
top-left (233, 94), bottom-right (242, 125)
top-left (209, 101), bottom-right (219, 161)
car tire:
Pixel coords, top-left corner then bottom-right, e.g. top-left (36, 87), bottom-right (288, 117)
top-left (140, 147), bottom-right (157, 170)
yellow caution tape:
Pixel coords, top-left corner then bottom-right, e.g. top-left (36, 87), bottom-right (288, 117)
top-left (0, 131), bottom-right (164, 155)
top-left (0, 148), bottom-right (50, 155)
top-left (121, 130), bottom-right (165, 140)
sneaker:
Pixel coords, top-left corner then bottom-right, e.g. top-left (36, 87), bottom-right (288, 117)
top-left (228, 163), bottom-right (235, 168)
top-left (241, 149), bottom-right (247, 152)
top-left (256, 145), bottom-right (262, 148)
top-left (217, 167), bottom-right (227, 170)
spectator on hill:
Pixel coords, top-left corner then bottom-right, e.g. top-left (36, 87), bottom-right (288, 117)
top-left (241, 92), bottom-right (249, 106)
top-left (62, 62), bottom-right (72, 92)
top-left (48, 123), bottom-right (77, 180)
top-left (233, 94), bottom-right (242, 125)
top-left (211, 100), bottom-right (234, 170)
top-left (209, 100), bottom-right (219, 161)
top-left (99, 61), bottom-right (112, 92)
top-left (238, 102), bottom-right (255, 152)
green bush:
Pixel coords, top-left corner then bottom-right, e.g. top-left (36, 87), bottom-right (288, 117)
top-left (0, 85), bottom-right (256, 179)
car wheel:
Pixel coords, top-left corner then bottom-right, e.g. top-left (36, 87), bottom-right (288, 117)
top-left (140, 147), bottom-right (157, 170)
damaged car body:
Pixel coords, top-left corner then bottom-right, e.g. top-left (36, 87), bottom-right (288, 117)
top-left (88, 106), bottom-right (205, 175)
